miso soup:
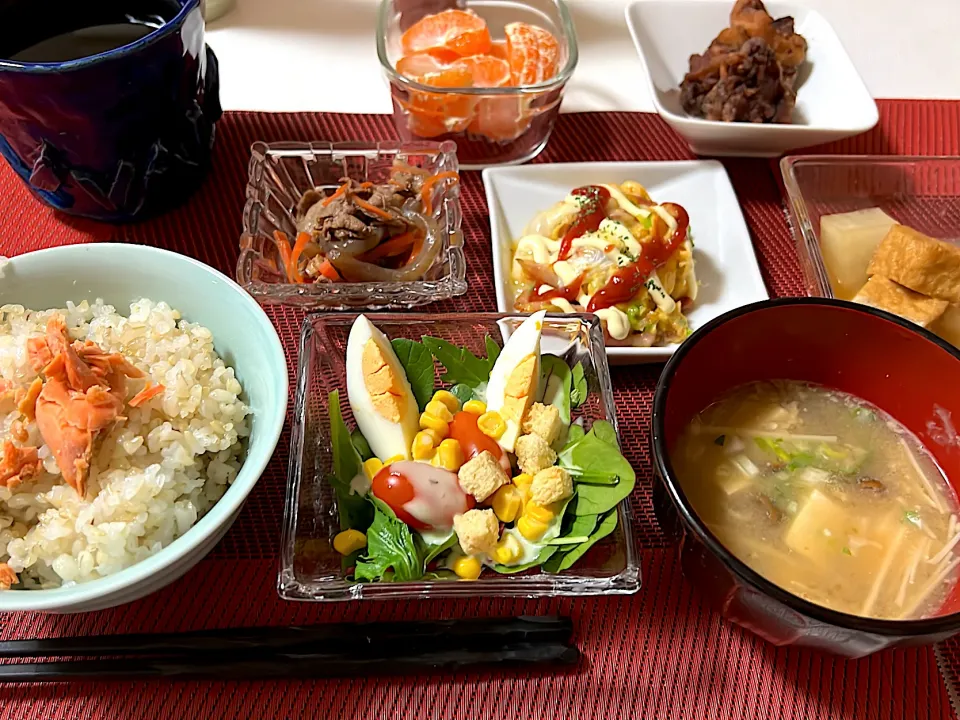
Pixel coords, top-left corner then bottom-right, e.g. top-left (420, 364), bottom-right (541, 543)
top-left (672, 381), bottom-right (960, 620)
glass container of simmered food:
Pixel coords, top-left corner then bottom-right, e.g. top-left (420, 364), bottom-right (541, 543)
top-left (782, 155), bottom-right (960, 350)
top-left (279, 312), bottom-right (640, 601)
top-left (237, 141), bottom-right (467, 309)
top-left (376, 0), bottom-right (578, 168)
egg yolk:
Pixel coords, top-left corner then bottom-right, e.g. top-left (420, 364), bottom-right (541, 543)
top-left (501, 353), bottom-right (537, 423)
top-left (362, 339), bottom-right (406, 423)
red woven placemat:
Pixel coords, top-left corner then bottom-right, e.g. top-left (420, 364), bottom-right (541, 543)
top-left (0, 99), bottom-right (956, 720)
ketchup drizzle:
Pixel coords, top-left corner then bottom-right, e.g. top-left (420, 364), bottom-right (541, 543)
top-left (557, 185), bottom-right (610, 261)
top-left (586, 202), bottom-right (690, 312)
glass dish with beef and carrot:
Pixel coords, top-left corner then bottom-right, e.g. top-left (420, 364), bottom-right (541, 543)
top-left (238, 141), bottom-right (468, 310)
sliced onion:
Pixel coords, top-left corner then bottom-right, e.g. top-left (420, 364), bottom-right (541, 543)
top-left (515, 258), bottom-right (562, 288)
top-left (328, 210), bottom-right (441, 282)
top-left (524, 200), bottom-right (579, 238)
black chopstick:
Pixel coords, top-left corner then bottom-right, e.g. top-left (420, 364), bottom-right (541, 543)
top-left (0, 615), bottom-right (572, 659)
top-left (0, 642), bottom-right (579, 682)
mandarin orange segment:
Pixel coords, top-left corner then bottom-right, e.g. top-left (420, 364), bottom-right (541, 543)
top-left (451, 55), bottom-right (511, 88)
top-left (396, 53), bottom-right (476, 138)
top-left (401, 9), bottom-right (491, 58)
top-left (487, 40), bottom-right (510, 62)
top-left (504, 22), bottom-right (560, 85)
top-left (468, 96), bottom-right (531, 142)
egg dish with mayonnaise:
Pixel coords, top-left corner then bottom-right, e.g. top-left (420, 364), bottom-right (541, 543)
top-left (324, 312), bottom-right (635, 582)
top-left (511, 182), bottom-right (696, 347)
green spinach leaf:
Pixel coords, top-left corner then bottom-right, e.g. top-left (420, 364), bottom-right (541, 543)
top-left (328, 391), bottom-right (373, 531)
top-left (449, 384), bottom-right (476, 405)
top-left (562, 424), bottom-right (586, 450)
top-left (416, 530), bottom-right (457, 566)
top-left (391, 338), bottom-right (435, 411)
top-left (422, 336), bottom-right (495, 388)
top-left (543, 509), bottom-right (618, 573)
top-left (570, 362), bottom-right (587, 408)
top-left (351, 429), bottom-right (374, 462)
top-left (559, 422), bottom-right (636, 516)
top-left (485, 336), bottom-right (502, 368)
top-left (538, 354), bottom-right (572, 425)
top-left (355, 502), bottom-right (422, 582)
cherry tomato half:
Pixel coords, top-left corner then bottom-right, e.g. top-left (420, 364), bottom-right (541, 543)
top-left (449, 411), bottom-right (512, 473)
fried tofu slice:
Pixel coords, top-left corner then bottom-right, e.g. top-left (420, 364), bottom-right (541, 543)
top-left (867, 225), bottom-right (960, 303)
top-left (853, 276), bottom-right (948, 327)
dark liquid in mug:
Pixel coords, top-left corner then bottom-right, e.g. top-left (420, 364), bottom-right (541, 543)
top-left (1, 0), bottom-right (182, 63)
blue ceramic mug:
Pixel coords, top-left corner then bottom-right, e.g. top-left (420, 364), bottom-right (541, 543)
top-left (0, 0), bottom-right (221, 221)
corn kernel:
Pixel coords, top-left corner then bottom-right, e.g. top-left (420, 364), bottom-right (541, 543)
top-left (463, 400), bottom-right (487, 415)
top-left (452, 555), bottom-right (482, 580)
top-left (419, 413), bottom-right (450, 439)
top-left (435, 438), bottom-right (465, 472)
top-left (477, 411), bottom-right (506, 439)
top-left (432, 390), bottom-right (461, 413)
top-left (362, 458), bottom-right (384, 480)
top-left (517, 515), bottom-right (549, 542)
top-left (512, 473), bottom-right (534, 489)
top-left (491, 485), bottom-right (523, 523)
top-left (412, 432), bottom-right (437, 461)
top-left (525, 503), bottom-right (556, 524)
top-left (333, 529), bottom-right (367, 556)
top-left (420, 427), bottom-right (444, 445)
top-left (384, 454), bottom-right (406, 465)
top-left (425, 400), bottom-right (454, 423)
top-left (492, 534), bottom-right (522, 564)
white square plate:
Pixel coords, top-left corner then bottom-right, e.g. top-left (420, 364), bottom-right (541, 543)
top-left (625, 0), bottom-right (879, 158)
top-left (484, 161), bottom-right (770, 364)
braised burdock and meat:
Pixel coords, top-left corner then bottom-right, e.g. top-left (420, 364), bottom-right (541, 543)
top-left (270, 168), bottom-right (459, 284)
top-left (679, 0), bottom-right (808, 124)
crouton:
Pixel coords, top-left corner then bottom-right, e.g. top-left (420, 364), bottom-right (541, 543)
top-left (457, 450), bottom-right (508, 502)
top-left (521, 402), bottom-right (563, 445)
top-left (530, 466), bottom-right (573, 506)
top-left (453, 508), bottom-right (499, 556)
top-left (853, 275), bottom-right (948, 327)
top-left (867, 225), bottom-right (960, 303)
top-left (515, 433), bottom-right (557, 475)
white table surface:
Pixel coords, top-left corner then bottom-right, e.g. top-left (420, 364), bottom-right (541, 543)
top-left (206, 0), bottom-right (959, 115)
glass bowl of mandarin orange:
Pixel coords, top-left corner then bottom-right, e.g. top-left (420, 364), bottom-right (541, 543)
top-left (377, 0), bottom-right (578, 168)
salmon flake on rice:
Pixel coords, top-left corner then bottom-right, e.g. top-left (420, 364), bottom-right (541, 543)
top-left (0, 299), bottom-right (250, 589)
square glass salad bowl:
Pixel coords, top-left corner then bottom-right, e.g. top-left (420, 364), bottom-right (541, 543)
top-left (782, 155), bottom-right (960, 299)
top-left (376, 0), bottom-right (578, 169)
top-left (280, 312), bottom-right (641, 601)
top-left (237, 140), bottom-right (467, 309)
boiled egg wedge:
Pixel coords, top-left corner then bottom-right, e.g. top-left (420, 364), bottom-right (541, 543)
top-left (485, 310), bottom-right (546, 453)
top-left (346, 315), bottom-right (420, 462)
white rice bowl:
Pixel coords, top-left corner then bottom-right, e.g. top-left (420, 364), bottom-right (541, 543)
top-left (0, 298), bottom-right (250, 589)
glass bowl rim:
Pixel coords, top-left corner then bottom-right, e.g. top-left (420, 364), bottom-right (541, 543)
top-left (375, 0), bottom-right (580, 96)
top-left (651, 295), bottom-right (960, 636)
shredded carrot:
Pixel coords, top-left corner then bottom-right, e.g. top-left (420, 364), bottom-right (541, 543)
top-left (273, 230), bottom-right (293, 281)
top-left (288, 232), bottom-right (312, 284)
top-left (316, 258), bottom-right (340, 282)
top-left (354, 197), bottom-right (394, 221)
top-left (130, 383), bottom-right (165, 408)
top-left (359, 182), bottom-right (374, 189)
top-left (420, 171), bottom-right (459, 215)
top-left (360, 231), bottom-right (420, 263)
top-left (322, 182), bottom-right (350, 207)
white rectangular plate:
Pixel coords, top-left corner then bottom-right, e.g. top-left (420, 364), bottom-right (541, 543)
top-left (484, 160), bottom-right (769, 364)
top-left (624, 0), bottom-right (878, 157)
